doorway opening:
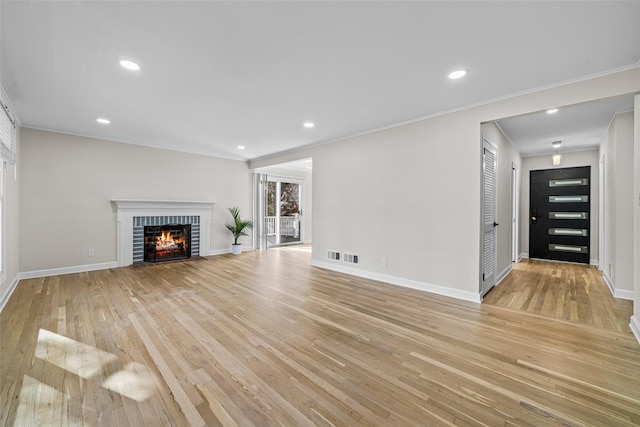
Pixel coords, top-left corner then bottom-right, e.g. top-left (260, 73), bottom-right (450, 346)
top-left (253, 158), bottom-right (312, 250)
top-left (266, 179), bottom-right (302, 247)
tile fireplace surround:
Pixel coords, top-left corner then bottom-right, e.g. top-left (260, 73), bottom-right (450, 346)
top-left (112, 200), bottom-right (215, 267)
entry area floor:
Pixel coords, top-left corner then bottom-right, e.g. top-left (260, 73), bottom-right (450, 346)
top-left (483, 258), bottom-right (633, 333)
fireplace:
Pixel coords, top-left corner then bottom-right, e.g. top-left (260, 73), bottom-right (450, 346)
top-left (112, 200), bottom-right (214, 267)
top-left (144, 224), bottom-right (191, 263)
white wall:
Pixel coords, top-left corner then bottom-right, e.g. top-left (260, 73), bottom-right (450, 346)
top-left (481, 122), bottom-right (522, 282)
top-left (251, 68), bottom-right (640, 303)
top-left (600, 111), bottom-right (634, 297)
top-left (19, 128), bottom-right (252, 273)
top-left (520, 150), bottom-right (600, 264)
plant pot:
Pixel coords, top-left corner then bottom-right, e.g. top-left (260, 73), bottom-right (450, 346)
top-left (231, 244), bottom-right (242, 255)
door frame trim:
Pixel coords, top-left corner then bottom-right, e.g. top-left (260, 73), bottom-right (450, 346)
top-left (512, 162), bottom-right (520, 262)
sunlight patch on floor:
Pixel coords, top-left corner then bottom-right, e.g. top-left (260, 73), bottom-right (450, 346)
top-left (36, 328), bottom-right (118, 379)
top-left (102, 362), bottom-right (157, 402)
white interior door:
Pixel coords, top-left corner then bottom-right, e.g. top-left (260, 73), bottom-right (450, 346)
top-left (482, 139), bottom-right (498, 296)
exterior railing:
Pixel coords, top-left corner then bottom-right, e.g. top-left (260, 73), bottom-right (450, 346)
top-left (265, 216), bottom-right (299, 238)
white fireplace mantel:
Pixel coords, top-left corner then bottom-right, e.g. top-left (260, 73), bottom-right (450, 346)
top-left (112, 199), bottom-right (215, 266)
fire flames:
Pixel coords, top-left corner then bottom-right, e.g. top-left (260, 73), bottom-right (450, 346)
top-left (154, 230), bottom-right (186, 252)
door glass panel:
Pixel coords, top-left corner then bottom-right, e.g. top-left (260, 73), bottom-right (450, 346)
top-left (549, 244), bottom-right (588, 253)
top-left (549, 212), bottom-right (588, 219)
top-left (266, 181), bottom-right (277, 247)
top-left (279, 182), bottom-right (301, 244)
top-left (548, 228), bottom-right (588, 236)
top-left (549, 178), bottom-right (588, 187)
top-left (549, 195), bottom-right (588, 203)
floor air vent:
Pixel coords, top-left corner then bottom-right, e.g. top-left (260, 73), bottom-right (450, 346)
top-left (343, 253), bottom-right (359, 264)
top-left (327, 250), bottom-right (340, 261)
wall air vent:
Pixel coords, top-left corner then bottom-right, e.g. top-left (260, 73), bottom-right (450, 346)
top-left (343, 253), bottom-right (359, 264)
top-left (327, 250), bottom-right (340, 261)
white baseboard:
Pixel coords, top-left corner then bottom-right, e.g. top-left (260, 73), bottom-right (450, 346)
top-left (520, 253), bottom-right (529, 260)
top-left (496, 264), bottom-right (512, 285)
top-left (210, 248), bottom-right (232, 256)
top-left (209, 245), bottom-right (253, 256)
top-left (590, 259), bottom-right (598, 266)
top-left (603, 271), bottom-right (615, 295)
top-left (602, 271), bottom-right (634, 301)
top-left (19, 261), bottom-right (120, 280)
top-left (310, 260), bottom-right (481, 304)
top-left (0, 275), bottom-right (21, 313)
top-left (615, 289), bottom-right (635, 300)
top-left (630, 316), bottom-right (640, 346)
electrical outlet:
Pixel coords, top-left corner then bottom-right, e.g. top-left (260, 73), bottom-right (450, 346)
top-left (88, 249), bottom-right (95, 257)
top-left (381, 257), bottom-right (387, 268)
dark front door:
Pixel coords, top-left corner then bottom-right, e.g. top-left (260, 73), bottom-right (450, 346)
top-left (529, 166), bottom-right (590, 264)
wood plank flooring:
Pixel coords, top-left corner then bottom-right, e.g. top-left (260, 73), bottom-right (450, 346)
top-left (1, 246), bottom-right (639, 426)
top-left (483, 258), bottom-right (633, 333)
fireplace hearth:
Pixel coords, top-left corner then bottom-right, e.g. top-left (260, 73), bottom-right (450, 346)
top-left (144, 224), bottom-right (191, 263)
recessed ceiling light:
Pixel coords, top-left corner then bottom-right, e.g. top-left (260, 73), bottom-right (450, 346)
top-left (303, 122), bottom-right (314, 128)
top-left (96, 118), bottom-right (111, 125)
top-left (237, 145), bottom-right (245, 150)
top-left (448, 70), bottom-right (466, 79)
top-left (547, 108), bottom-right (559, 114)
top-left (119, 59), bottom-right (140, 71)
top-left (552, 140), bottom-right (562, 148)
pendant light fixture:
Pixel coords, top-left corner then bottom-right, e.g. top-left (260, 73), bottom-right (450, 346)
top-left (552, 141), bottom-right (562, 166)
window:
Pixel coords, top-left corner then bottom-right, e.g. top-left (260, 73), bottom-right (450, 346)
top-left (0, 97), bottom-right (16, 165)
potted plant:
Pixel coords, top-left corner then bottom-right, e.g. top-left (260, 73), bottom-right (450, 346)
top-left (225, 206), bottom-right (253, 255)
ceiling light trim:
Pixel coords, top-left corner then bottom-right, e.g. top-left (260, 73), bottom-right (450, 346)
top-left (448, 70), bottom-right (467, 79)
top-left (119, 59), bottom-right (141, 71)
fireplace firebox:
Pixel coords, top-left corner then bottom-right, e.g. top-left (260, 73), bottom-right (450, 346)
top-left (144, 224), bottom-right (191, 263)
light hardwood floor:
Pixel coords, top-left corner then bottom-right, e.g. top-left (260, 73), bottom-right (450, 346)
top-left (483, 258), bottom-right (633, 333)
top-left (1, 247), bottom-right (639, 426)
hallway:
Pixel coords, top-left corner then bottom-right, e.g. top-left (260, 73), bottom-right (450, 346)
top-left (483, 259), bottom-right (633, 333)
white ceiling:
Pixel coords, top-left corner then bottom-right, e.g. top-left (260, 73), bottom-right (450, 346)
top-left (496, 95), bottom-right (635, 157)
top-left (2, 1), bottom-right (639, 161)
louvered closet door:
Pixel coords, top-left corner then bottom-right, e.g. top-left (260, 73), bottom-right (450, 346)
top-left (482, 140), bottom-right (498, 296)
top-left (529, 166), bottom-right (590, 264)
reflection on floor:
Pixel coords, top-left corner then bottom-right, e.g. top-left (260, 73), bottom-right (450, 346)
top-left (16, 328), bottom-right (157, 425)
top-left (483, 258), bottom-right (633, 333)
